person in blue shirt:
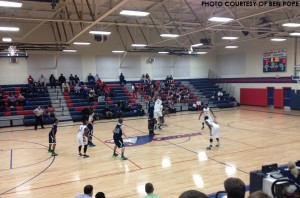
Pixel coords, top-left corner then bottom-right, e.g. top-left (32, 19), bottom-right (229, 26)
top-left (75, 185), bottom-right (93, 198)
top-left (112, 118), bottom-right (128, 160)
top-left (48, 119), bottom-right (59, 156)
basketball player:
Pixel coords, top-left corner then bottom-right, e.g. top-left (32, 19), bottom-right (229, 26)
top-left (205, 117), bottom-right (221, 150)
top-left (48, 118), bottom-right (59, 156)
top-left (198, 104), bottom-right (216, 130)
top-left (112, 118), bottom-right (128, 160)
top-left (154, 96), bottom-right (163, 130)
top-left (147, 96), bottom-right (156, 135)
top-left (77, 120), bottom-right (89, 158)
top-left (87, 112), bottom-right (96, 147)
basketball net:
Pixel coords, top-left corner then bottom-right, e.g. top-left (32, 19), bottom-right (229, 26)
top-left (8, 46), bottom-right (17, 56)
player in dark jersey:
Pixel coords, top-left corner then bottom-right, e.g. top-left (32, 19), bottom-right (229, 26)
top-left (112, 118), bottom-right (128, 160)
top-left (147, 96), bottom-right (156, 135)
top-left (87, 112), bottom-right (96, 147)
top-left (48, 118), bottom-right (59, 156)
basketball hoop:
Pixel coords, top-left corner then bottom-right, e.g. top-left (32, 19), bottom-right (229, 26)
top-left (8, 46), bottom-right (17, 56)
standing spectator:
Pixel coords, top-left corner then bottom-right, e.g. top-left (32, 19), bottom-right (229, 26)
top-left (49, 74), bottom-right (56, 88)
top-left (132, 83), bottom-right (138, 98)
top-left (17, 93), bottom-right (26, 106)
top-left (75, 184), bottom-right (93, 198)
top-left (62, 81), bottom-right (70, 93)
top-left (74, 75), bottom-right (80, 84)
top-left (27, 75), bottom-right (34, 85)
top-left (218, 91), bottom-right (224, 101)
top-left (95, 192), bottom-right (106, 198)
top-left (38, 74), bottom-right (46, 86)
top-left (119, 73), bottom-right (126, 86)
top-left (33, 105), bottom-right (44, 130)
top-left (74, 83), bottom-right (81, 94)
top-left (58, 74), bottom-right (66, 86)
top-left (95, 74), bottom-right (100, 82)
top-left (196, 99), bottom-right (202, 111)
top-left (88, 73), bottom-right (95, 83)
top-left (47, 104), bottom-right (56, 118)
top-left (224, 177), bottom-right (246, 198)
top-left (69, 74), bottom-right (75, 86)
top-left (145, 182), bottom-right (160, 198)
top-left (169, 75), bottom-right (173, 83)
top-left (7, 93), bottom-right (16, 108)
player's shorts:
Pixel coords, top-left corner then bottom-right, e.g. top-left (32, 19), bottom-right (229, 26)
top-left (113, 137), bottom-right (125, 148)
top-left (77, 134), bottom-right (88, 146)
top-left (87, 125), bottom-right (93, 136)
top-left (49, 134), bottom-right (56, 144)
top-left (154, 111), bottom-right (162, 119)
top-left (148, 112), bottom-right (154, 119)
top-left (204, 115), bottom-right (213, 121)
top-left (210, 125), bottom-right (220, 138)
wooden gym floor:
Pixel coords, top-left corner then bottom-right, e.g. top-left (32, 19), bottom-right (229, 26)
top-left (0, 106), bottom-right (300, 198)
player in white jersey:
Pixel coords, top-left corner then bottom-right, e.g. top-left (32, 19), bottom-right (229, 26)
top-left (77, 120), bottom-right (89, 158)
top-left (205, 117), bottom-right (220, 150)
top-left (198, 104), bottom-right (216, 130)
top-left (154, 97), bottom-right (163, 129)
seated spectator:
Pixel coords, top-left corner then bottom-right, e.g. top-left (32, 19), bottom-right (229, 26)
top-left (95, 192), bottom-right (106, 198)
top-left (145, 182), bottom-right (160, 198)
top-left (95, 74), bottom-right (100, 82)
top-left (104, 86), bottom-right (110, 97)
top-left (280, 161), bottom-right (300, 184)
top-left (218, 91), bottom-right (224, 101)
top-left (82, 85), bottom-right (89, 98)
top-left (58, 74), bottom-right (66, 86)
top-left (17, 93), bottom-right (26, 106)
top-left (145, 73), bottom-right (150, 80)
top-left (36, 81), bottom-right (46, 93)
top-left (27, 75), bottom-right (34, 85)
top-left (141, 74), bottom-right (146, 82)
top-left (104, 104), bottom-right (113, 119)
top-left (69, 74), bottom-right (75, 85)
top-left (119, 73), bottom-right (126, 86)
top-left (7, 93), bottom-right (16, 108)
top-left (248, 191), bottom-right (271, 198)
top-left (224, 177), bottom-right (246, 198)
top-left (47, 104), bottom-right (56, 118)
top-left (38, 74), bottom-right (46, 86)
top-left (88, 73), bottom-right (95, 83)
top-left (179, 190), bottom-right (208, 198)
top-left (62, 81), bottom-right (70, 92)
top-left (0, 99), bottom-right (6, 112)
top-left (74, 83), bottom-right (81, 94)
top-left (169, 100), bottom-right (176, 113)
top-left (88, 90), bottom-right (96, 102)
top-left (114, 104), bottom-right (122, 118)
top-left (136, 101), bottom-right (145, 116)
top-left (169, 75), bottom-right (173, 83)
top-left (75, 184), bottom-right (93, 198)
top-left (123, 100), bottom-right (131, 112)
top-left (97, 94), bottom-right (105, 102)
top-left (74, 75), bottom-right (80, 84)
top-left (49, 74), bottom-right (57, 88)
top-left (25, 99), bottom-right (30, 107)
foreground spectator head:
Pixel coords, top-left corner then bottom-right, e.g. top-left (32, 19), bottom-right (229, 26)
top-left (224, 177), bottom-right (246, 198)
top-left (84, 184), bottom-right (93, 196)
top-left (95, 192), bottom-right (105, 198)
top-left (248, 191), bottom-right (271, 198)
top-left (179, 190), bottom-right (208, 198)
top-left (287, 161), bottom-right (299, 178)
top-left (145, 182), bottom-right (154, 194)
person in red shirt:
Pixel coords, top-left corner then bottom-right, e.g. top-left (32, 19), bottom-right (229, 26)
top-left (27, 75), bottom-right (34, 85)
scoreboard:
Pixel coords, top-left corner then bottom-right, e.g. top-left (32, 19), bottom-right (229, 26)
top-left (263, 49), bottom-right (286, 72)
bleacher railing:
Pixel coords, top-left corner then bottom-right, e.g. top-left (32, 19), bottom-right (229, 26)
top-left (208, 69), bottom-right (235, 97)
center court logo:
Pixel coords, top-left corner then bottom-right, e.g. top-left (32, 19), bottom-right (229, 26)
top-left (105, 132), bottom-right (202, 147)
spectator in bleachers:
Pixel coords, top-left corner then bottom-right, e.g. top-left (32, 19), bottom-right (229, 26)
top-left (104, 104), bottom-right (113, 119)
top-left (166, 75), bottom-right (170, 84)
top-left (95, 192), bottom-right (106, 198)
top-left (218, 91), bottom-right (223, 101)
top-left (88, 73), bottom-right (95, 83)
top-left (179, 190), bottom-right (208, 198)
top-left (0, 86), bottom-right (4, 100)
top-left (82, 85), bottom-right (89, 98)
top-left (248, 191), bottom-right (271, 198)
top-left (145, 73), bottom-right (150, 80)
top-left (33, 105), bottom-right (44, 130)
top-left (123, 100), bottom-right (131, 112)
top-left (38, 74), bottom-right (46, 86)
top-left (74, 75), bottom-right (80, 84)
top-left (104, 86), bottom-right (110, 98)
top-left (74, 83), bottom-right (81, 94)
top-left (58, 74), bottom-right (66, 86)
top-left (119, 73), bottom-right (126, 86)
top-left (109, 89), bottom-right (116, 97)
top-left (135, 101), bottom-right (145, 116)
top-left (170, 75), bottom-right (173, 83)
top-left (95, 74), bottom-right (100, 82)
top-left (224, 177), bottom-right (246, 198)
top-left (196, 99), bottom-right (202, 111)
top-left (145, 182), bottom-right (160, 198)
top-left (169, 100), bottom-right (176, 113)
top-left (62, 81), bottom-right (70, 93)
top-left (132, 83), bottom-right (138, 98)
top-left (27, 75), bottom-right (34, 85)
top-left (75, 184), bottom-right (93, 198)
top-left (69, 74), bottom-right (75, 86)
top-left (114, 104), bottom-right (122, 118)
top-left (7, 93), bottom-right (16, 108)
top-left (280, 161), bottom-right (300, 184)
top-left (17, 93), bottom-right (26, 106)
top-left (88, 90), bottom-right (96, 102)
top-left (49, 74), bottom-right (57, 88)
top-left (47, 104), bottom-right (56, 118)
top-left (0, 98), bottom-right (5, 112)
top-left (36, 81), bottom-right (46, 93)
top-left (141, 74), bottom-right (146, 82)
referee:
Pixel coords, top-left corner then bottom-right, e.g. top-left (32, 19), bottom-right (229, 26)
top-left (33, 105), bottom-right (45, 130)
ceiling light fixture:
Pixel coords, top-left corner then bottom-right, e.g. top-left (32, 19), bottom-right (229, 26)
top-left (160, 34), bottom-right (179, 38)
top-left (191, 43), bottom-right (203, 47)
top-left (73, 42), bottom-right (91, 45)
top-left (89, 31), bottom-right (111, 35)
top-left (2, 37), bottom-right (12, 42)
top-left (282, 23), bottom-right (300, 27)
top-left (131, 44), bottom-right (147, 47)
top-left (208, 17), bottom-right (233, 22)
top-left (0, 26), bottom-right (19, 31)
top-left (271, 38), bottom-right (286, 41)
top-left (112, 50), bottom-right (125, 53)
top-left (196, 52), bottom-right (207, 54)
top-left (225, 46), bottom-right (238, 48)
top-left (63, 49), bottom-right (77, 52)
top-left (0, 0), bottom-right (22, 8)
top-left (290, 32), bottom-right (300, 36)
top-left (158, 51), bottom-right (169, 54)
top-left (222, 36), bottom-right (239, 40)
top-left (120, 10), bottom-right (150, 16)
